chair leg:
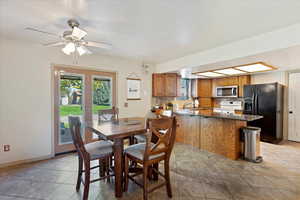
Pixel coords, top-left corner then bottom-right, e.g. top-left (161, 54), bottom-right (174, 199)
top-left (164, 160), bottom-right (172, 198)
top-left (143, 164), bottom-right (149, 200)
top-left (152, 163), bottom-right (159, 181)
top-left (106, 157), bottom-right (110, 183)
top-left (83, 161), bottom-right (90, 200)
top-left (76, 156), bottom-right (83, 191)
top-left (99, 159), bottom-right (105, 178)
top-left (129, 136), bottom-right (135, 145)
top-left (147, 165), bottom-right (153, 180)
top-left (124, 155), bottom-right (129, 192)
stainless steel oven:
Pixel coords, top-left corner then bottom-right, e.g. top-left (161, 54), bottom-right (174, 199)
top-left (216, 86), bottom-right (238, 97)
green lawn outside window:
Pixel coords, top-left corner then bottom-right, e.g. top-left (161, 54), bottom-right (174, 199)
top-left (60, 105), bottom-right (111, 116)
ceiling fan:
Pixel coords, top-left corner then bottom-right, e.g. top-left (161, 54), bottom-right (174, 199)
top-left (25, 19), bottom-right (112, 56)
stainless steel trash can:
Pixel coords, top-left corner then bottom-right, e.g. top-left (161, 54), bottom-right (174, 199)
top-left (242, 126), bottom-right (263, 163)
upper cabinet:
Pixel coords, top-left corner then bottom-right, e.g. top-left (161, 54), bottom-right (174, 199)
top-left (238, 75), bottom-right (250, 97)
top-left (165, 73), bottom-right (178, 96)
top-left (152, 74), bottom-right (250, 98)
top-left (152, 73), bottom-right (165, 96)
top-left (152, 73), bottom-right (179, 97)
top-left (198, 79), bottom-right (212, 97)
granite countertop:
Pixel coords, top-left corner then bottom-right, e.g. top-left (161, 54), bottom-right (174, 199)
top-left (174, 109), bottom-right (263, 122)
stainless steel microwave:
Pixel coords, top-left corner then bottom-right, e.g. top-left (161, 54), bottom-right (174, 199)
top-left (216, 86), bottom-right (238, 97)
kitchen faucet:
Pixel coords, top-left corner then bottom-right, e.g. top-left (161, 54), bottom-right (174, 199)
top-left (183, 102), bottom-right (194, 109)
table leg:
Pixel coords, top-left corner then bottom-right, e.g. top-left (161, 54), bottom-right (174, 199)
top-left (113, 138), bottom-right (124, 198)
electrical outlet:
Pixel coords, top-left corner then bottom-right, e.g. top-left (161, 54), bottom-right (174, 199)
top-left (4, 145), bottom-right (10, 152)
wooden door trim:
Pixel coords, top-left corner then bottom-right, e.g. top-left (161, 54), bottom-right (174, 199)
top-left (53, 65), bottom-right (117, 154)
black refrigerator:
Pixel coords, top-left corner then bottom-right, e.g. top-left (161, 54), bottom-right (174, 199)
top-left (243, 83), bottom-right (283, 144)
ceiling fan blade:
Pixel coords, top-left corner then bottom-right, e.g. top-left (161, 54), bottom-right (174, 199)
top-left (25, 27), bottom-right (59, 37)
top-left (72, 27), bottom-right (87, 40)
top-left (43, 41), bottom-right (65, 47)
top-left (77, 46), bottom-right (92, 56)
top-left (85, 41), bottom-right (112, 49)
top-left (84, 46), bottom-right (92, 54)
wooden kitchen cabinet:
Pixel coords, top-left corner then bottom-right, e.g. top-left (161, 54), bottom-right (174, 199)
top-left (198, 79), bottom-right (212, 97)
top-left (165, 73), bottom-right (178, 96)
top-left (197, 79), bottom-right (213, 107)
top-left (238, 75), bottom-right (251, 97)
top-left (219, 76), bottom-right (239, 86)
top-left (175, 115), bottom-right (201, 148)
top-left (152, 73), bottom-right (179, 97)
top-left (152, 73), bottom-right (165, 96)
top-left (198, 98), bottom-right (212, 108)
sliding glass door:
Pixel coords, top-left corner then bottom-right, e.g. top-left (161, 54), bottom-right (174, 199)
top-left (53, 66), bottom-right (116, 154)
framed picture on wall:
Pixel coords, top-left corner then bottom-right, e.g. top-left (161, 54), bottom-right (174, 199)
top-left (127, 78), bottom-right (141, 100)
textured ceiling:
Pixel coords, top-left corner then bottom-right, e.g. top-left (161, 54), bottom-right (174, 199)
top-left (1, 0), bottom-right (300, 63)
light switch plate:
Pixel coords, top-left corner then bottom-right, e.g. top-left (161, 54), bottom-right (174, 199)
top-left (4, 145), bottom-right (10, 152)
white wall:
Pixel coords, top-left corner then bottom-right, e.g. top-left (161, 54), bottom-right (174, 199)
top-left (0, 38), bottom-right (153, 165)
top-left (251, 71), bottom-right (287, 85)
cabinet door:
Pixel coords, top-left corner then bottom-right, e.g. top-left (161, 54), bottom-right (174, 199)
top-left (152, 73), bottom-right (165, 96)
top-left (218, 77), bottom-right (239, 86)
top-left (165, 73), bottom-right (178, 97)
top-left (198, 79), bottom-right (212, 97)
top-left (238, 75), bottom-right (250, 97)
top-left (199, 97), bottom-right (212, 108)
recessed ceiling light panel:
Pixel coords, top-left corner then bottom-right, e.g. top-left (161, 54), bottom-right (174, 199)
top-left (235, 63), bottom-right (273, 72)
top-left (197, 72), bottom-right (224, 77)
top-left (214, 68), bottom-right (246, 75)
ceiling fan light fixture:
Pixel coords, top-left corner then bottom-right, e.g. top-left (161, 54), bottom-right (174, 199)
top-left (62, 42), bottom-right (75, 55)
top-left (72, 27), bottom-right (87, 40)
top-left (77, 45), bottom-right (91, 56)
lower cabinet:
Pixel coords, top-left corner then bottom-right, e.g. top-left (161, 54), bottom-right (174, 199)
top-left (175, 115), bottom-right (201, 148)
top-left (175, 114), bottom-right (247, 160)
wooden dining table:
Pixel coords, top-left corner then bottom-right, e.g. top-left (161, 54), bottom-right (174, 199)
top-left (88, 117), bottom-right (147, 198)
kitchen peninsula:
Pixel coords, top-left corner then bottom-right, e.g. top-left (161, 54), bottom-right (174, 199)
top-left (174, 109), bottom-right (263, 160)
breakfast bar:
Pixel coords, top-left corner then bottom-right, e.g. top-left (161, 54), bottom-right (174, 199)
top-left (174, 109), bottom-right (263, 160)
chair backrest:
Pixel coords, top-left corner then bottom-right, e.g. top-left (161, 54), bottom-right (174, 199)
top-left (68, 116), bottom-right (88, 159)
top-left (98, 106), bottom-right (119, 123)
top-left (144, 116), bottom-right (177, 161)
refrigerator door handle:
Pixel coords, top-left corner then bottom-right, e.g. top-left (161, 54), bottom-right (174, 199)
top-left (252, 93), bottom-right (255, 114)
top-left (254, 93), bottom-right (256, 114)
top-left (254, 91), bottom-right (258, 115)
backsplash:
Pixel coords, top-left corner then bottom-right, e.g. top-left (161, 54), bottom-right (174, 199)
top-left (152, 97), bottom-right (193, 109)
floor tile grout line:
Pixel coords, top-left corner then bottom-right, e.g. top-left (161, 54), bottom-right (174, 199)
top-left (0, 193), bottom-right (44, 200)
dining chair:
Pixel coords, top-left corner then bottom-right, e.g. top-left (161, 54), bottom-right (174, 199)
top-left (98, 106), bottom-right (119, 124)
top-left (68, 116), bottom-right (114, 200)
top-left (134, 114), bottom-right (170, 144)
top-left (98, 106), bottom-right (136, 145)
top-left (124, 116), bottom-right (177, 200)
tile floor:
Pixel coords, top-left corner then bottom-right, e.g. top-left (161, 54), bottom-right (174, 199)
top-left (0, 142), bottom-right (300, 200)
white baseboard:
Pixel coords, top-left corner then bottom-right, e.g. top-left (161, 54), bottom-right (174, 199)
top-left (0, 154), bottom-right (53, 168)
